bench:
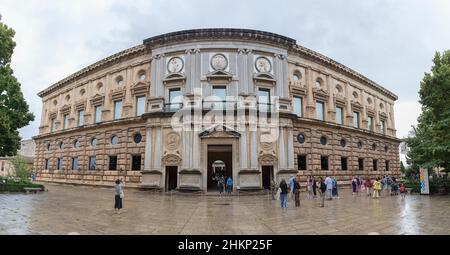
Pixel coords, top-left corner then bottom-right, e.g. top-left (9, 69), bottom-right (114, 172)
top-left (24, 187), bottom-right (41, 194)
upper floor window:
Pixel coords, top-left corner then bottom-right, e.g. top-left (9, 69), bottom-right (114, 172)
top-left (336, 106), bottom-right (343, 125)
top-left (368, 116), bottom-right (374, 131)
top-left (114, 100), bottom-right (122, 120)
top-left (45, 159), bottom-right (50, 170)
top-left (212, 86), bottom-right (227, 101)
top-left (315, 78), bottom-right (322, 89)
top-left (257, 88), bottom-right (271, 112)
top-left (111, 135), bottom-right (119, 145)
top-left (353, 111), bottom-right (360, 128)
top-left (50, 118), bottom-right (56, 132)
top-left (380, 120), bottom-right (386, 134)
top-left (74, 139), bottom-right (80, 149)
top-left (57, 158), bottom-right (62, 170)
top-left (94, 106), bottom-right (102, 123)
top-left (136, 96), bottom-right (146, 116)
top-left (293, 96), bottom-right (302, 117)
top-left (138, 70), bottom-right (146, 81)
top-left (116, 76), bottom-right (124, 86)
top-left (63, 114), bottom-right (69, 130)
top-left (293, 72), bottom-right (301, 81)
top-left (59, 141), bottom-right (64, 150)
top-left (71, 157), bottom-right (79, 170)
top-left (89, 156), bottom-right (96, 170)
top-left (316, 101), bottom-right (324, 121)
top-left (168, 88), bottom-right (182, 111)
top-left (78, 110), bottom-right (84, 127)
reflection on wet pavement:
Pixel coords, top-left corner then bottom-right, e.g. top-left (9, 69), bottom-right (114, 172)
top-left (0, 183), bottom-right (449, 235)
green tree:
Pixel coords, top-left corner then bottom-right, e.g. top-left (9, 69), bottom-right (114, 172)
top-left (406, 50), bottom-right (450, 172)
top-left (10, 155), bottom-right (31, 181)
top-left (0, 20), bottom-right (34, 156)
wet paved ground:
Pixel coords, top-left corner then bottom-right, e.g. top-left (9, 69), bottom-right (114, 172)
top-left (1, 183), bottom-right (449, 235)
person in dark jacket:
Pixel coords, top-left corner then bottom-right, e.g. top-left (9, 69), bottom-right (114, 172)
top-left (114, 179), bottom-right (123, 214)
top-left (279, 178), bottom-right (288, 209)
top-left (293, 176), bottom-right (301, 207)
top-left (318, 177), bottom-right (326, 207)
top-left (312, 177), bottom-right (317, 198)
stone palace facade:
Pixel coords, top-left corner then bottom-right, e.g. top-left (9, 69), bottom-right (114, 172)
top-left (33, 29), bottom-right (400, 191)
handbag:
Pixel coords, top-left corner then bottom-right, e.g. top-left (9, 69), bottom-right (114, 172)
top-left (120, 190), bottom-right (124, 198)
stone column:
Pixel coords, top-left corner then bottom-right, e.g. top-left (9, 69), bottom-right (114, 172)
top-left (345, 82), bottom-right (353, 125)
top-left (250, 130), bottom-right (258, 169)
top-left (240, 131), bottom-right (248, 169)
top-left (326, 74), bottom-right (335, 122)
top-left (287, 127), bottom-right (294, 169)
top-left (144, 127), bottom-right (152, 170)
top-left (305, 67), bottom-right (315, 118)
top-left (361, 90), bottom-right (368, 129)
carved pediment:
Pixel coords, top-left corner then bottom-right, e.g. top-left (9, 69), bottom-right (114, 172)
top-left (379, 111), bottom-right (387, 119)
top-left (199, 124), bottom-right (240, 139)
top-left (110, 88), bottom-right (126, 101)
top-left (90, 94), bottom-right (105, 106)
top-left (290, 84), bottom-right (307, 96)
top-left (351, 100), bottom-right (362, 111)
top-left (313, 87), bottom-right (329, 100)
top-left (162, 154), bottom-right (182, 166)
top-left (163, 73), bottom-right (186, 85)
top-left (131, 81), bottom-right (149, 96)
top-left (253, 73), bottom-right (276, 85)
top-left (334, 94), bottom-right (346, 106)
top-left (258, 154), bottom-right (278, 165)
top-left (74, 100), bottom-right (86, 110)
top-left (366, 106), bottom-right (375, 115)
top-left (49, 111), bottom-right (57, 119)
top-left (206, 70), bottom-right (233, 83)
top-left (60, 105), bottom-right (71, 115)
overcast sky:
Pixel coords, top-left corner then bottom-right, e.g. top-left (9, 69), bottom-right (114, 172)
top-left (1, 0), bottom-right (450, 151)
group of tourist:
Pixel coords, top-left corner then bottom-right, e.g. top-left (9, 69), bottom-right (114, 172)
top-left (217, 175), bottom-right (233, 195)
top-left (275, 174), bottom-right (408, 209)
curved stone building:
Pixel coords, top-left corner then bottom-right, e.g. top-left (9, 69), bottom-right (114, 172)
top-left (33, 28), bottom-right (400, 191)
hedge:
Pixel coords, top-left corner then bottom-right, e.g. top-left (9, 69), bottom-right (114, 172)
top-left (0, 177), bottom-right (45, 192)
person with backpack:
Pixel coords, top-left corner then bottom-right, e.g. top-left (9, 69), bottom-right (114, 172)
top-left (279, 178), bottom-right (288, 209)
top-left (293, 176), bottom-right (301, 207)
top-left (226, 176), bottom-right (233, 195)
top-left (318, 177), bottom-right (327, 207)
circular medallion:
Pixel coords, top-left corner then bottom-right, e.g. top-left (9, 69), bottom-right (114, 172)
top-left (261, 142), bottom-right (274, 151)
top-left (255, 56), bottom-right (272, 73)
top-left (133, 133), bottom-right (142, 144)
top-left (211, 53), bottom-right (228, 71)
top-left (165, 132), bottom-right (180, 150)
top-left (297, 133), bottom-right (306, 144)
top-left (167, 57), bottom-right (184, 73)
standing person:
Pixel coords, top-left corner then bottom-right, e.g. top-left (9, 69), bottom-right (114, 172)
top-left (372, 177), bottom-right (381, 199)
top-left (226, 176), bottom-right (233, 195)
top-left (400, 182), bottom-right (406, 200)
top-left (114, 179), bottom-right (123, 214)
top-left (218, 175), bottom-right (225, 196)
top-left (307, 176), bottom-right (313, 199)
top-left (312, 177), bottom-right (317, 198)
top-left (332, 176), bottom-right (339, 199)
top-left (351, 176), bottom-right (357, 195)
top-left (271, 178), bottom-right (278, 200)
top-left (289, 175), bottom-right (294, 200)
top-left (325, 175), bottom-right (333, 200)
top-left (293, 176), bottom-right (301, 207)
top-left (318, 177), bottom-right (326, 207)
top-left (279, 178), bottom-right (288, 209)
top-left (365, 177), bottom-right (372, 196)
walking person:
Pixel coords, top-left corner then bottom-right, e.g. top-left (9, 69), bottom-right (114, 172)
top-left (279, 178), bottom-right (288, 209)
top-left (293, 176), bottom-right (301, 207)
top-left (351, 176), bottom-right (357, 195)
top-left (365, 177), bottom-right (372, 196)
top-left (318, 177), bottom-right (326, 207)
top-left (400, 182), bottom-right (406, 200)
top-left (289, 175), bottom-right (294, 201)
top-left (226, 176), bottom-right (233, 195)
top-left (372, 177), bottom-right (381, 199)
top-left (332, 176), bottom-right (339, 199)
top-left (307, 176), bottom-right (313, 199)
top-left (218, 175), bottom-right (225, 196)
top-left (114, 179), bottom-right (124, 214)
top-left (312, 177), bottom-right (317, 198)
top-left (325, 175), bottom-right (333, 200)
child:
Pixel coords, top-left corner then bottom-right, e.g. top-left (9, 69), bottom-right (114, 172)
top-left (400, 182), bottom-right (406, 200)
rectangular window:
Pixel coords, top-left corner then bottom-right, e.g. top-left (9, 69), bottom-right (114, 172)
top-left (45, 159), bottom-right (50, 170)
top-left (297, 155), bottom-right (307, 170)
top-left (293, 96), bottom-right (303, 117)
top-left (78, 110), bottom-right (84, 127)
top-left (358, 158), bottom-right (364, 171)
top-left (212, 86), bottom-right (227, 109)
top-left (114, 100), bottom-right (122, 120)
top-left (89, 156), bottom-right (96, 170)
top-left (258, 88), bottom-right (271, 112)
top-left (131, 155), bottom-right (141, 171)
top-left (95, 106), bottom-right (102, 123)
top-left (380, 120), bottom-right (386, 134)
top-left (320, 156), bottom-right (328, 170)
top-left (353, 111), bottom-right (360, 128)
top-left (385, 160), bottom-right (390, 171)
top-left (316, 101), bottom-right (325, 121)
top-left (63, 114), bottom-right (69, 129)
top-left (50, 118), bottom-right (56, 132)
top-left (136, 96), bottom-right (146, 116)
top-left (109, 156), bottom-right (118, 170)
top-left (341, 157), bottom-right (348, 171)
top-left (71, 157), bottom-right (78, 170)
top-left (336, 106), bottom-right (343, 124)
top-left (57, 158), bottom-right (62, 170)
top-left (368, 116), bottom-right (374, 131)
top-left (373, 159), bottom-right (378, 171)
top-left (169, 88), bottom-right (182, 111)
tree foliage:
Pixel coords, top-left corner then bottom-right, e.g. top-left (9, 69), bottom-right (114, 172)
top-left (406, 50), bottom-right (450, 172)
top-left (10, 155), bottom-right (31, 181)
top-left (0, 21), bottom-right (34, 156)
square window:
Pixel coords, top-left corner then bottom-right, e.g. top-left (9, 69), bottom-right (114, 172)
top-left (297, 155), bottom-right (307, 170)
top-left (320, 156), bottom-right (328, 170)
top-left (109, 156), bottom-right (118, 170)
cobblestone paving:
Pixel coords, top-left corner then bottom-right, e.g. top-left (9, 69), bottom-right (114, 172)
top-left (1, 183), bottom-right (449, 235)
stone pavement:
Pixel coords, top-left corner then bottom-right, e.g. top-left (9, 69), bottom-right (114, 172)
top-left (1, 183), bottom-right (449, 235)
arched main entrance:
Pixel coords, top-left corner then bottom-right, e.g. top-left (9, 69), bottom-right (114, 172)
top-left (207, 145), bottom-right (232, 191)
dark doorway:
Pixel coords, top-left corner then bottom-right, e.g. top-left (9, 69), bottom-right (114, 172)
top-left (261, 166), bottom-right (274, 190)
top-left (131, 155), bottom-right (141, 170)
top-left (166, 166), bottom-right (178, 191)
top-left (207, 145), bottom-right (232, 191)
